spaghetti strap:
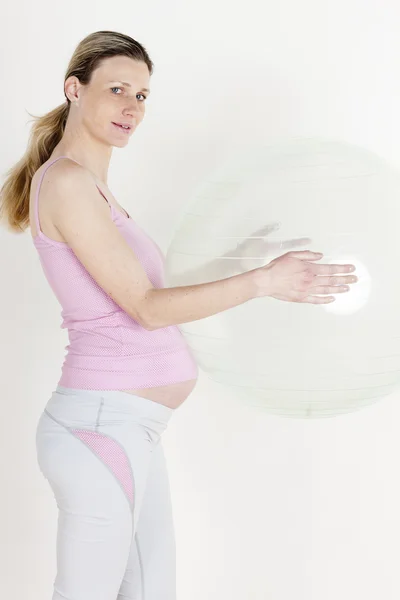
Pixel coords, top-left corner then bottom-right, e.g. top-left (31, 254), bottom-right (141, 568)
top-left (34, 156), bottom-right (70, 236)
top-left (33, 155), bottom-right (111, 236)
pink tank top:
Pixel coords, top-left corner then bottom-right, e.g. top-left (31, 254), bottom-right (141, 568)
top-left (32, 156), bottom-right (198, 390)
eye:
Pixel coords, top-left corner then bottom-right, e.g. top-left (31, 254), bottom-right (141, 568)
top-left (111, 87), bottom-right (147, 101)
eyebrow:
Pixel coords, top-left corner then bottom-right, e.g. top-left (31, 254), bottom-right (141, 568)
top-left (108, 80), bottom-right (150, 93)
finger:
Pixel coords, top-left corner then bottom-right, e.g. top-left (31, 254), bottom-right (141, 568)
top-left (288, 237), bottom-right (312, 246)
top-left (268, 237), bottom-right (311, 251)
top-left (251, 222), bottom-right (281, 237)
top-left (302, 295), bottom-right (335, 304)
top-left (311, 285), bottom-right (350, 294)
top-left (218, 222), bottom-right (281, 242)
top-left (313, 274), bottom-right (358, 286)
top-left (286, 251), bottom-right (324, 261)
top-left (312, 263), bottom-right (356, 275)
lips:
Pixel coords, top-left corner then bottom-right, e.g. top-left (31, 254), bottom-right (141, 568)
top-left (112, 122), bottom-right (133, 130)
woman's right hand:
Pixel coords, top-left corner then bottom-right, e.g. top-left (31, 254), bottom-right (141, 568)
top-left (253, 250), bottom-right (358, 304)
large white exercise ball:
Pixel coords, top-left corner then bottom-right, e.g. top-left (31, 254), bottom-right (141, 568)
top-left (165, 138), bottom-right (400, 419)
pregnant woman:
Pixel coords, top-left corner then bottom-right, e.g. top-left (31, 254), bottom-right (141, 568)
top-left (0, 30), bottom-right (357, 600)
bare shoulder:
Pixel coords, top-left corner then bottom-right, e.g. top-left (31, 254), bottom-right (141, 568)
top-left (33, 156), bottom-right (85, 192)
top-left (37, 157), bottom-right (103, 214)
top-left (32, 157), bottom-right (155, 329)
top-left (30, 157), bottom-right (100, 241)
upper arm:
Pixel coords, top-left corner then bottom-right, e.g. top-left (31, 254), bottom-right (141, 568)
top-left (47, 161), bottom-right (155, 329)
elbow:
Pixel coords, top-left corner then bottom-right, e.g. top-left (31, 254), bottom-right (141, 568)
top-left (135, 308), bottom-right (157, 331)
top-left (125, 306), bottom-right (156, 331)
top-left (137, 293), bottom-right (160, 331)
top-left (141, 317), bottom-right (158, 331)
top-left (128, 311), bottom-right (157, 331)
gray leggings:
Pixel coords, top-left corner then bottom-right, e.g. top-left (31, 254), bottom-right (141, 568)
top-left (35, 385), bottom-right (176, 600)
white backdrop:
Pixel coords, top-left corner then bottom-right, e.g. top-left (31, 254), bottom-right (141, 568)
top-left (1, 1), bottom-right (400, 598)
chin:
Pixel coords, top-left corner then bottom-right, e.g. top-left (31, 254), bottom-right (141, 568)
top-left (114, 139), bottom-right (130, 146)
top-left (110, 136), bottom-right (131, 147)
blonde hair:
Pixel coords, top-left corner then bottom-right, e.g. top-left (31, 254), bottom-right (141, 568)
top-left (0, 30), bottom-right (154, 233)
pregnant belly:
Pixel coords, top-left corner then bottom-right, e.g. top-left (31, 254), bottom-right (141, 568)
top-left (121, 378), bottom-right (198, 409)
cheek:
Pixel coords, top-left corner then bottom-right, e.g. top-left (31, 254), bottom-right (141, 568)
top-left (95, 108), bottom-right (114, 131)
top-left (82, 106), bottom-right (104, 128)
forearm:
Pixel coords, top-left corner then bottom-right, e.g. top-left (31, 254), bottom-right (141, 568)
top-left (166, 253), bottom-right (267, 287)
top-left (143, 268), bottom-right (259, 330)
top-left (166, 257), bottom-right (242, 287)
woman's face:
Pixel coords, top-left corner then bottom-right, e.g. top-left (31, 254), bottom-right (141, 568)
top-left (66, 55), bottom-right (151, 146)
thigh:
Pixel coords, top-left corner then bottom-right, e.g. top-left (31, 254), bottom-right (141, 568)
top-left (117, 439), bottom-right (177, 600)
top-left (36, 407), bottom-right (155, 600)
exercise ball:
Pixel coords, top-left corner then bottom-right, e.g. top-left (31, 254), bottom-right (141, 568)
top-left (165, 138), bottom-right (400, 418)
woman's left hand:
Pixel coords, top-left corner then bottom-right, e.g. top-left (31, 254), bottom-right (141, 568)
top-left (226, 222), bottom-right (311, 271)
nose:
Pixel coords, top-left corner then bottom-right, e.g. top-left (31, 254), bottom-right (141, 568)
top-left (124, 96), bottom-right (142, 116)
